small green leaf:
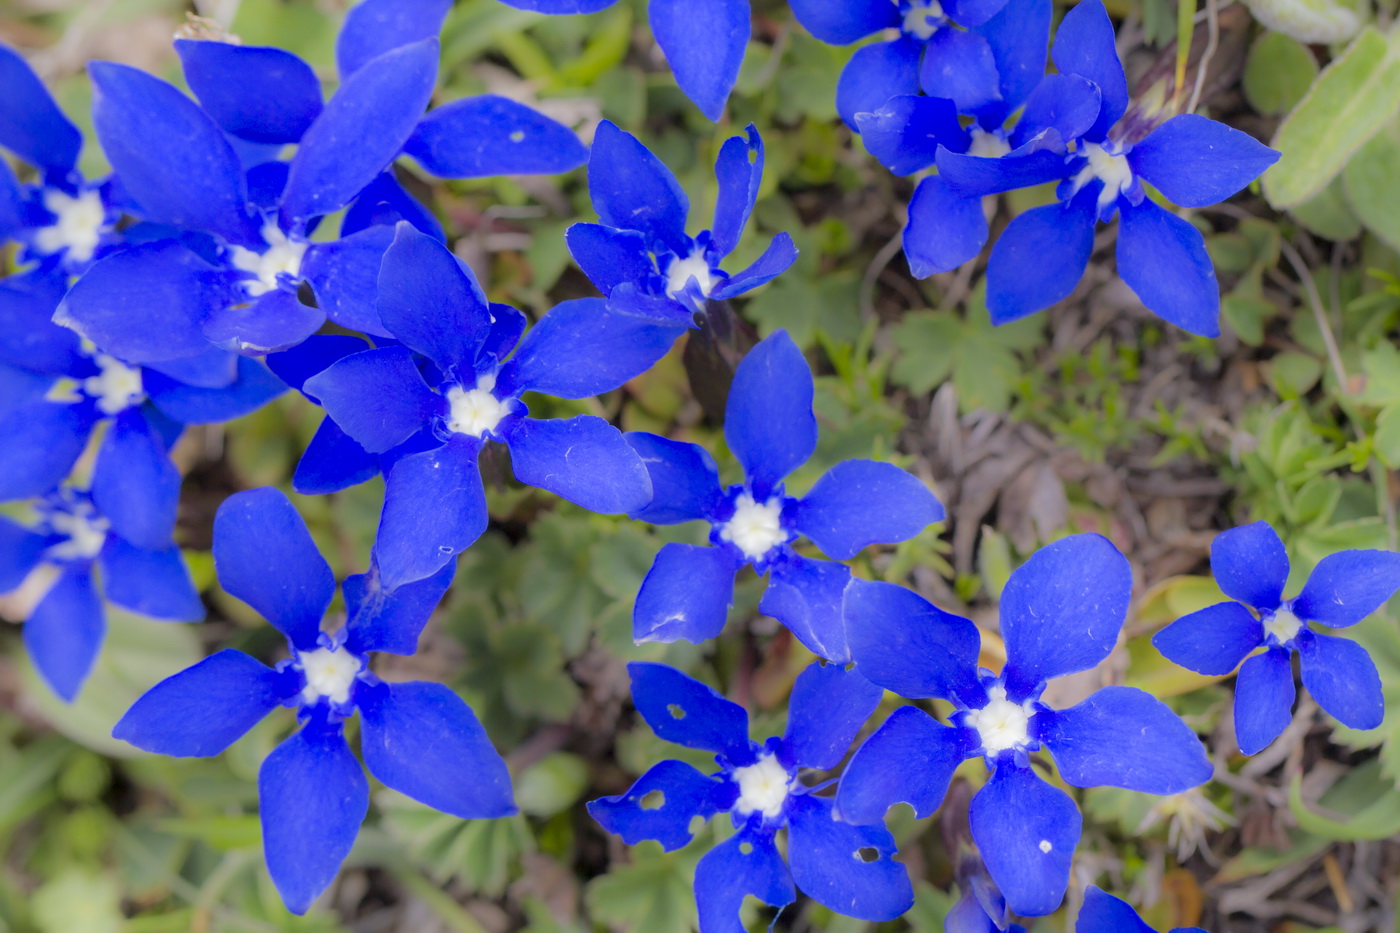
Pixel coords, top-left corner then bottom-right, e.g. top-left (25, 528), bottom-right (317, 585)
top-left (1288, 758), bottom-right (1400, 840)
top-left (1290, 176), bottom-right (1363, 241)
top-left (1244, 32), bottom-right (1321, 115)
top-left (1343, 118), bottom-right (1400, 251)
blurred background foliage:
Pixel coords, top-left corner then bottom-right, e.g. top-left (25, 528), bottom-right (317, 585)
top-left (3, 0), bottom-right (1400, 930)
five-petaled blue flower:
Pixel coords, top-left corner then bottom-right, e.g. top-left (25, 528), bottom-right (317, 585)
top-left (1153, 521), bottom-right (1400, 755)
top-left (0, 488), bottom-right (203, 700)
top-left (836, 534), bottom-right (1212, 916)
top-left (1077, 886), bottom-right (1207, 933)
top-left (627, 329), bottom-right (944, 662)
top-left (567, 122), bottom-right (797, 326)
top-left (588, 660), bottom-right (913, 929)
top-left (113, 488), bottom-right (513, 915)
top-left (931, 0), bottom-right (1278, 336)
top-left (303, 222), bottom-right (683, 590)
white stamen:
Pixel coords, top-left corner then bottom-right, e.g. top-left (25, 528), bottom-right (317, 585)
top-left (664, 252), bottom-right (717, 303)
top-left (732, 754), bottom-right (791, 819)
top-left (46, 504), bottom-right (110, 561)
top-left (718, 494), bottom-right (787, 560)
top-left (228, 223), bottom-right (308, 297)
top-left (298, 647), bottom-right (361, 706)
top-left (82, 354), bottom-right (144, 415)
top-left (1069, 141), bottom-right (1135, 214)
top-left (32, 189), bottom-right (108, 264)
top-left (968, 127), bottom-right (1012, 160)
top-left (1264, 608), bottom-right (1303, 644)
top-left (965, 684), bottom-right (1033, 756)
top-left (445, 373), bottom-right (511, 438)
top-left (902, 0), bottom-right (943, 39)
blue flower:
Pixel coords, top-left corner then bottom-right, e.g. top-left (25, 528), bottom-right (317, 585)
top-left (567, 121), bottom-right (797, 326)
top-left (302, 222), bottom-right (680, 589)
top-left (112, 488), bottom-right (514, 915)
top-left (588, 660), bottom-right (913, 928)
top-left (931, 0), bottom-right (1278, 336)
top-left (0, 487), bottom-right (203, 700)
top-left (1153, 521), bottom-right (1400, 755)
top-left (627, 329), bottom-right (944, 662)
top-left (836, 534), bottom-right (1212, 916)
top-left (946, 883), bottom-right (1027, 933)
top-left (491, 0), bottom-right (750, 121)
top-left (1076, 886), bottom-right (1207, 933)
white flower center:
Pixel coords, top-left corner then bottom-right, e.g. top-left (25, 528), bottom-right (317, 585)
top-left (46, 505), bottom-right (110, 561)
top-left (718, 494), bottom-right (787, 560)
top-left (445, 374), bottom-right (511, 438)
top-left (732, 754), bottom-right (791, 819)
top-left (968, 127), bottom-right (1011, 160)
top-left (82, 354), bottom-right (144, 415)
top-left (1070, 141), bottom-right (1134, 213)
top-left (228, 223), bottom-right (308, 297)
top-left (33, 189), bottom-right (108, 264)
top-left (1264, 608), bottom-right (1303, 644)
top-left (298, 647), bottom-right (361, 706)
top-left (965, 685), bottom-right (1033, 756)
top-left (902, 0), bottom-right (943, 39)
top-left (665, 252), bottom-right (717, 303)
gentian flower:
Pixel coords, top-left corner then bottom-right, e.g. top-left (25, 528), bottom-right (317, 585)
top-left (1076, 886), bottom-right (1207, 933)
top-left (627, 329), bottom-right (943, 662)
top-left (490, 0), bottom-right (750, 121)
top-left (946, 883), bottom-right (1027, 933)
top-left (303, 222), bottom-right (681, 589)
top-left (566, 122), bottom-right (797, 326)
top-left (789, 0), bottom-right (1024, 129)
top-left (588, 661), bottom-right (913, 928)
top-left (836, 535), bottom-right (1212, 916)
top-left (1152, 521), bottom-right (1400, 755)
top-left (933, 0), bottom-right (1279, 336)
top-left (0, 488), bottom-right (202, 700)
top-left (113, 488), bottom-right (513, 914)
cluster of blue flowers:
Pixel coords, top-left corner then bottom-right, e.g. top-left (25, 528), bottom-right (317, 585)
top-left (0, 0), bottom-right (1390, 928)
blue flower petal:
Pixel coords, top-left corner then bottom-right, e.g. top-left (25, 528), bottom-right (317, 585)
top-left (695, 827), bottom-right (794, 930)
top-left (0, 270), bottom-right (77, 375)
top-left (301, 223), bottom-right (398, 337)
top-left (112, 649), bottom-right (291, 755)
top-left (145, 347), bottom-right (239, 390)
top-left (1233, 648), bottom-right (1294, 756)
top-left (760, 555), bottom-right (852, 663)
top-left (1000, 534), bottom-right (1131, 699)
top-left (856, 95), bottom-right (967, 177)
top-left (627, 661), bottom-right (752, 761)
top-left (0, 516), bottom-right (46, 592)
top-left (25, 565), bottom-right (104, 702)
top-left (794, 459), bottom-right (943, 560)
top-left (969, 764), bottom-right (1080, 917)
top-left (1127, 114), bottom-right (1279, 208)
top-left (936, 143), bottom-right (1072, 201)
top-left (779, 660), bottom-right (883, 772)
top-left (0, 365), bottom-right (50, 420)
top-left (920, 29), bottom-right (1001, 113)
top-left (1293, 549), bottom-right (1400, 628)
top-left (0, 43), bottom-right (82, 172)
top-left (649, 0), bottom-right (748, 121)
top-left (259, 719), bottom-right (369, 915)
top-left (266, 334), bottom-right (370, 397)
top-left (1035, 685), bottom-right (1211, 793)
top-left (633, 543), bottom-right (740, 645)
top-left (343, 561), bottom-right (455, 656)
top-left (405, 95), bottom-right (587, 177)
top-left (305, 347), bottom-right (441, 454)
top-left (494, 0), bottom-right (616, 10)
top-left (213, 488), bottom-right (335, 650)
top-left (505, 415), bottom-right (652, 514)
top-left (374, 224), bottom-right (493, 371)
top-left (1076, 887), bottom-right (1157, 933)
top-left (91, 410), bottom-right (179, 550)
top-left (497, 298), bottom-right (682, 399)
top-left (985, 191), bottom-right (1096, 326)
top-left (787, 0), bottom-right (897, 44)
top-left (564, 223), bottom-right (655, 295)
top-left (101, 537), bottom-right (204, 622)
top-left (279, 39), bottom-right (438, 229)
top-left (1152, 601), bottom-right (1263, 675)
top-left (175, 40), bottom-right (322, 144)
top-left (1049, 0), bottom-right (1127, 139)
top-left (0, 159), bottom-right (20, 239)
top-left (1298, 632), bottom-right (1384, 730)
top-left (375, 436), bottom-right (486, 589)
top-left (202, 289), bottom-right (325, 356)
top-left (88, 61), bottom-right (259, 246)
top-left (710, 126), bottom-right (763, 258)
top-left (1116, 197), bottom-right (1220, 337)
top-left (341, 171), bottom-right (444, 242)
top-left (836, 38), bottom-right (920, 131)
top-left (724, 330), bottom-right (816, 498)
top-left (1010, 74), bottom-right (1102, 149)
top-left (623, 433), bottom-right (724, 525)
top-left (359, 681), bottom-right (515, 818)
top-left (0, 402), bottom-right (93, 501)
top-left (710, 233), bottom-right (799, 300)
top-left (1210, 521), bottom-right (1289, 610)
top-left (787, 794), bottom-right (913, 921)
top-left (843, 579), bottom-right (982, 702)
top-left (943, 0), bottom-right (1011, 27)
top-left (336, 0), bottom-right (451, 79)
top-left (293, 418), bottom-right (380, 495)
top-left (144, 357), bottom-right (286, 425)
top-left (587, 760), bottom-right (725, 851)
top-left (904, 175), bottom-right (987, 278)
top-left (588, 121), bottom-right (690, 255)
top-left (973, 0), bottom-right (1053, 119)
top-left (836, 706), bottom-right (976, 824)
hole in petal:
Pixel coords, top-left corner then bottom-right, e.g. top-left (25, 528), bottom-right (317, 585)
top-left (639, 790), bottom-right (665, 810)
top-left (509, 130), bottom-right (525, 143)
top-left (856, 847), bottom-right (880, 863)
top-left (667, 704), bottom-right (686, 720)
top-left (739, 841), bottom-right (753, 855)
top-left (688, 815), bottom-right (707, 836)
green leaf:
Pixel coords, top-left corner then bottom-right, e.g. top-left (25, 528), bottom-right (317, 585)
top-left (1288, 758), bottom-right (1400, 839)
top-left (585, 841), bottom-right (703, 933)
top-left (515, 753), bottom-right (590, 818)
top-left (32, 870), bottom-right (122, 933)
top-left (1343, 118), bottom-right (1400, 251)
top-left (1244, 31), bottom-right (1321, 115)
top-left (1289, 176), bottom-right (1363, 241)
top-left (1264, 27), bottom-right (1400, 208)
